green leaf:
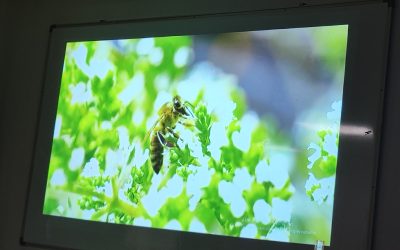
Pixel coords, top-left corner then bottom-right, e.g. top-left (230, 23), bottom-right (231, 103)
top-left (43, 198), bottom-right (59, 214)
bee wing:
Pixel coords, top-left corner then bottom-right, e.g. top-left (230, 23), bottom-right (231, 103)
top-left (142, 102), bottom-right (171, 144)
top-left (142, 114), bottom-right (164, 144)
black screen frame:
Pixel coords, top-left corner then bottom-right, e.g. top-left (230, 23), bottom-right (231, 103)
top-left (22, 2), bottom-right (390, 250)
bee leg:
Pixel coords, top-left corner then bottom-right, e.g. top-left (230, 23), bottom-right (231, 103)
top-left (156, 131), bottom-right (176, 148)
top-left (166, 127), bottom-right (183, 143)
top-left (183, 101), bottom-right (195, 118)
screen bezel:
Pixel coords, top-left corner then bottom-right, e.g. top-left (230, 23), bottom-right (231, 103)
top-left (22, 3), bottom-right (389, 250)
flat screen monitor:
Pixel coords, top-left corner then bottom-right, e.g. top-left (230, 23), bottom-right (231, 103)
top-left (22, 3), bottom-right (389, 250)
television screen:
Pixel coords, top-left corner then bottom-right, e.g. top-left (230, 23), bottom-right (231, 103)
top-left (22, 3), bottom-right (389, 250)
top-left (43, 25), bottom-right (348, 246)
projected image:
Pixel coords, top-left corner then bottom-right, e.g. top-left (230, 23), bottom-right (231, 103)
top-left (44, 25), bottom-right (347, 245)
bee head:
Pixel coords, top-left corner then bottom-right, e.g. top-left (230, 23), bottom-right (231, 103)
top-left (173, 95), bottom-right (188, 116)
top-left (173, 96), bottom-right (182, 109)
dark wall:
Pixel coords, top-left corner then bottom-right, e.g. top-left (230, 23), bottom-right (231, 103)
top-left (0, 0), bottom-right (398, 249)
top-left (372, 1), bottom-right (400, 249)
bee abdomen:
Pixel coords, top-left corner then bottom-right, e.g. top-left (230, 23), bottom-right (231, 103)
top-left (150, 134), bottom-right (163, 174)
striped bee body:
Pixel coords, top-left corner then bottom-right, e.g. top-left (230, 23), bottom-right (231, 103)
top-left (150, 132), bottom-right (164, 174)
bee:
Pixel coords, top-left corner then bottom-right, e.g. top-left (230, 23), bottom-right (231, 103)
top-left (147, 95), bottom-right (194, 174)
